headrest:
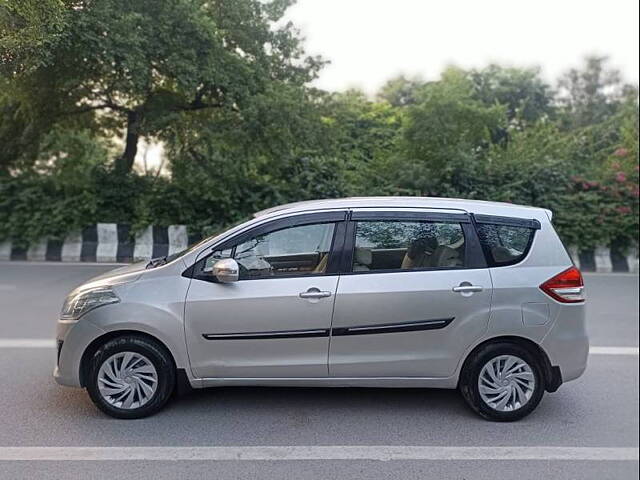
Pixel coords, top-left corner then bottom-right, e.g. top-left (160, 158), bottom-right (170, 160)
top-left (354, 247), bottom-right (372, 265)
top-left (492, 246), bottom-right (514, 263)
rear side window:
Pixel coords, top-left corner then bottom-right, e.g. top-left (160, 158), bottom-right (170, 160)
top-left (352, 220), bottom-right (466, 271)
top-left (476, 223), bottom-right (536, 267)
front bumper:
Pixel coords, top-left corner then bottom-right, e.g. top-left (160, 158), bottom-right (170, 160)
top-left (54, 318), bottom-right (106, 387)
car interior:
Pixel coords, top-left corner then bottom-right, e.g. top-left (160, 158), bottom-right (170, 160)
top-left (352, 220), bottom-right (466, 271)
top-left (352, 238), bottom-right (465, 271)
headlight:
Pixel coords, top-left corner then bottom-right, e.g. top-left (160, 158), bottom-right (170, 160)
top-left (61, 287), bottom-right (120, 321)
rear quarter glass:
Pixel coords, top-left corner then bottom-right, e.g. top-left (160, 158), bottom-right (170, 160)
top-left (475, 222), bottom-right (537, 267)
top-left (474, 212), bottom-right (572, 269)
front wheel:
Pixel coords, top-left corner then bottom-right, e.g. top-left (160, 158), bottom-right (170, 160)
top-left (459, 342), bottom-right (545, 422)
top-left (86, 335), bottom-right (175, 419)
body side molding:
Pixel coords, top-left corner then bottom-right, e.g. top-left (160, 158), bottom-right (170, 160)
top-left (202, 318), bottom-right (454, 340)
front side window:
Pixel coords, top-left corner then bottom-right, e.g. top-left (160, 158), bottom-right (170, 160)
top-left (475, 223), bottom-right (535, 266)
top-left (206, 223), bottom-right (336, 279)
top-left (352, 220), bottom-right (466, 272)
top-left (203, 248), bottom-right (233, 272)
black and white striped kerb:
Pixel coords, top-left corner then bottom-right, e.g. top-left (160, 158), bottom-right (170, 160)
top-left (80, 225), bottom-right (98, 262)
top-left (577, 251), bottom-right (596, 272)
top-left (1, 224), bottom-right (189, 263)
top-left (152, 225), bottom-right (169, 259)
top-left (117, 224), bottom-right (135, 263)
top-left (568, 246), bottom-right (638, 273)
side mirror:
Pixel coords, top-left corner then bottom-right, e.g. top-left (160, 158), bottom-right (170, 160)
top-left (211, 258), bottom-right (239, 283)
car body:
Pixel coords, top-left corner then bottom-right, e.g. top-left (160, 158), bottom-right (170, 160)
top-left (54, 197), bottom-right (588, 420)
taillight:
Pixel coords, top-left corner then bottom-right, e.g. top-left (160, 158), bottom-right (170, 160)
top-left (540, 266), bottom-right (585, 303)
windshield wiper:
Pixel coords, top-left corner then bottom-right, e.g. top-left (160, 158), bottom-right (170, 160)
top-left (146, 256), bottom-right (167, 269)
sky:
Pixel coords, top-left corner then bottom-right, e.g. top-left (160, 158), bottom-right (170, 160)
top-left (286, 0), bottom-right (640, 94)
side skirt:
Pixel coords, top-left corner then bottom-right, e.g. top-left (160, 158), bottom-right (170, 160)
top-left (196, 376), bottom-right (459, 389)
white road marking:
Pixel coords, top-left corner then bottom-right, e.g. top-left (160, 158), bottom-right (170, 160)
top-left (0, 261), bottom-right (126, 267)
top-left (0, 446), bottom-right (637, 462)
top-left (582, 272), bottom-right (639, 277)
top-left (0, 339), bottom-right (637, 356)
top-left (0, 339), bottom-right (56, 348)
top-left (589, 346), bottom-right (639, 356)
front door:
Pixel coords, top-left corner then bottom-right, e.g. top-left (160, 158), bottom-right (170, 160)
top-left (185, 212), bottom-right (346, 378)
top-left (329, 210), bottom-right (492, 378)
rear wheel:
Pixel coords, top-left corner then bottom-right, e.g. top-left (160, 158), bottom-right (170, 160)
top-left (86, 335), bottom-right (175, 419)
top-left (459, 342), bottom-right (544, 421)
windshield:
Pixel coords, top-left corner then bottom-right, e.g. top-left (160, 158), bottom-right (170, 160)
top-left (162, 216), bottom-right (253, 265)
top-left (164, 236), bottom-right (212, 263)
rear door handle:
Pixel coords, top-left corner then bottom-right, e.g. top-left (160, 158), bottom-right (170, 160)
top-left (299, 288), bottom-right (332, 299)
top-left (452, 285), bottom-right (483, 293)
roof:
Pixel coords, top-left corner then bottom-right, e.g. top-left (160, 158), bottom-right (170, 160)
top-left (254, 197), bottom-right (551, 221)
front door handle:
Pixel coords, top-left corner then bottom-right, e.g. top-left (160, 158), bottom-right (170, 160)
top-left (299, 288), bottom-right (332, 299)
top-left (452, 284), bottom-right (484, 293)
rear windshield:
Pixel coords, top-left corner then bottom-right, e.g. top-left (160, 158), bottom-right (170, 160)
top-left (476, 223), bottom-right (537, 267)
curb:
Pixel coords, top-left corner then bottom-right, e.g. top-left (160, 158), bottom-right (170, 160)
top-left (0, 224), bottom-right (191, 263)
top-left (569, 245), bottom-right (638, 273)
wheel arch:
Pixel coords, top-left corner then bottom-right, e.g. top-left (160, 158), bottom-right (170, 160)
top-left (458, 335), bottom-right (561, 393)
top-left (79, 330), bottom-right (192, 394)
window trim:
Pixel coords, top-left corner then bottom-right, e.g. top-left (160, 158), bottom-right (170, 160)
top-left (186, 211), bottom-right (348, 282)
top-left (341, 211), bottom-right (486, 275)
top-left (473, 214), bottom-right (541, 230)
top-left (351, 210), bottom-right (470, 223)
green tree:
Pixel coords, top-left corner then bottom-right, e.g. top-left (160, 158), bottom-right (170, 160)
top-left (1, 0), bottom-right (322, 174)
top-left (468, 64), bottom-right (554, 127)
top-left (397, 68), bottom-right (505, 195)
top-left (320, 89), bottom-right (401, 194)
top-left (376, 75), bottom-right (423, 107)
top-left (163, 82), bottom-right (347, 235)
top-left (1, 0), bottom-right (638, 258)
top-left (557, 55), bottom-right (637, 129)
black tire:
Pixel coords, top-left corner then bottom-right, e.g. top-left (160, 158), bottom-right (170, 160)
top-left (86, 335), bottom-right (175, 419)
top-left (459, 342), bottom-right (545, 422)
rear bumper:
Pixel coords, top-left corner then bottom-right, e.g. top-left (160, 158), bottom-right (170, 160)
top-left (543, 334), bottom-right (589, 384)
top-left (545, 365), bottom-right (563, 393)
top-left (541, 303), bottom-right (589, 385)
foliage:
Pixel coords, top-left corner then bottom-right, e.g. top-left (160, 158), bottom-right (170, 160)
top-left (0, 0), bottom-right (637, 252)
top-left (557, 56), bottom-right (638, 129)
top-left (376, 75), bottom-right (423, 107)
top-left (395, 68), bottom-right (505, 195)
top-left (0, 0), bottom-right (322, 174)
top-left (468, 64), bottom-right (554, 127)
top-left (319, 90), bottom-right (402, 196)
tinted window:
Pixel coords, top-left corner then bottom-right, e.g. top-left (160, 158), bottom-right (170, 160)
top-left (476, 223), bottom-right (535, 266)
top-left (206, 223), bottom-right (336, 279)
top-left (352, 220), bottom-right (466, 271)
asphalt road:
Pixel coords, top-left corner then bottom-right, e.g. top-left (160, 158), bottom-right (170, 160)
top-left (0, 262), bottom-right (638, 479)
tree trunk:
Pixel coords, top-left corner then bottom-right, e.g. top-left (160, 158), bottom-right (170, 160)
top-left (114, 110), bottom-right (140, 174)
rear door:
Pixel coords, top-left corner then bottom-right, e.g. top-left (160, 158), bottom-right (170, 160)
top-left (329, 209), bottom-right (493, 378)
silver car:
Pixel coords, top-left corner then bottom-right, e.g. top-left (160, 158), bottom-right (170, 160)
top-left (54, 197), bottom-right (588, 421)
